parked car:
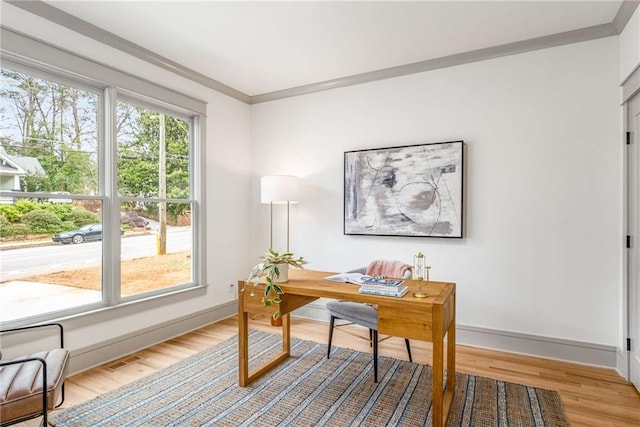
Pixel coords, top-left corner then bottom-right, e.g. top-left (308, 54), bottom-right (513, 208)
top-left (52, 223), bottom-right (124, 244)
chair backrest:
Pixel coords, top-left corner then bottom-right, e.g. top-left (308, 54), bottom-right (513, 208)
top-left (365, 259), bottom-right (412, 278)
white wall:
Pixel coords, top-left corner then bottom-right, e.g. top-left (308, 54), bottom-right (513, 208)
top-left (621, 6), bottom-right (640, 84)
top-left (1, 3), bottom-right (251, 371)
top-left (251, 37), bottom-right (621, 348)
top-left (1, 2), bottom-right (624, 368)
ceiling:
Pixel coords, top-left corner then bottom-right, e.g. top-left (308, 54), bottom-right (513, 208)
top-left (16, 1), bottom-right (628, 97)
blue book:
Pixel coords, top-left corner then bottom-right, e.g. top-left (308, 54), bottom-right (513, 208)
top-left (361, 277), bottom-right (404, 287)
top-left (359, 286), bottom-right (408, 298)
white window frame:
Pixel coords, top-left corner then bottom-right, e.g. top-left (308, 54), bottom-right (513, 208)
top-left (114, 94), bottom-right (200, 303)
top-left (0, 28), bottom-right (207, 327)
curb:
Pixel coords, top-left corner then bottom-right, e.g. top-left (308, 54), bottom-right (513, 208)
top-left (0, 241), bottom-right (52, 251)
top-left (0, 232), bottom-right (152, 251)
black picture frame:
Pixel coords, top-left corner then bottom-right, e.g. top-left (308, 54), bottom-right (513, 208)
top-left (344, 140), bottom-right (464, 238)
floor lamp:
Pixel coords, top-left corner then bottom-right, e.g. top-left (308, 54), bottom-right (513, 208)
top-left (261, 175), bottom-right (300, 252)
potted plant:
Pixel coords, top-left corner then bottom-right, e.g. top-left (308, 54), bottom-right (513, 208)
top-left (246, 249), bottom-right (306, 319)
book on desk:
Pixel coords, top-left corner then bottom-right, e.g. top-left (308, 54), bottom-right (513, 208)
top-left (324, 273), bottom-right (408, 297)
top-left (361, 277), bottom-right (404, 287)
top-left (323, 272), bottom-right (369, 285)
top-left (359, 279), bottom-right (408, 297)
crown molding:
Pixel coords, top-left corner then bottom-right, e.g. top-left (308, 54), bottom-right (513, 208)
top-left (613, 0), bottom-right (640, 33)
top-left (251, 23), bottom-right (617, 104)
top-left (5, 0), bottom-right (630, 105)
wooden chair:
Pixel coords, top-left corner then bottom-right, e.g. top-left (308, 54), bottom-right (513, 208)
top-left (326, 260), bottom-right (413, 382)
top-left (0, 323), bottom-right (69, 426)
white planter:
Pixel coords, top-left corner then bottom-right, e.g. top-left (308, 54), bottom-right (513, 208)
top-left (273, 263), bottom-right (289, 283)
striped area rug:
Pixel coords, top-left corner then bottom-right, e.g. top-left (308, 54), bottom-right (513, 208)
top-left (50, 330), bottom-right (569, 426)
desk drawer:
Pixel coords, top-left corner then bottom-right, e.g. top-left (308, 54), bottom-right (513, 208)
top-left (378, 305), bottom-right (433, 342)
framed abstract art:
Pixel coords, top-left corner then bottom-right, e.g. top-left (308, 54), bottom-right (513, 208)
top-left (344, 140), bottom-right (464, 238)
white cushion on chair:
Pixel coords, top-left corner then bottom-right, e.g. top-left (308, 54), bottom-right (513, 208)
top-left (326, 300), bottom-right (377, 330)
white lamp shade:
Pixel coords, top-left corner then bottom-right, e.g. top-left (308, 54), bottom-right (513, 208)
top-left (261, 175), bottom-right (300, 204)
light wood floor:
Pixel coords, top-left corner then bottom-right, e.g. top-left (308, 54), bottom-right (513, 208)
top-left (31, 315), bottom-right (640, 426)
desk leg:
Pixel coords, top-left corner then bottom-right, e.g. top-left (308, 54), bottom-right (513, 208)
top-left (238, 305), bottom-right (250, 387)
top-left (432, 307), bottom-right (444, 426)
top-left (282, 313), bottom-right (291, 355)
top-left (444, 313), bottom-right (456, 419)
top-left (434, 291), bottom-right (456, 426)
top-left (238, 309), bottom-right (292, 387)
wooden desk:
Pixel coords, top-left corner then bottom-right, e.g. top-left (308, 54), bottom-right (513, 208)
top-left (237, 269), bottom-right (456, 427)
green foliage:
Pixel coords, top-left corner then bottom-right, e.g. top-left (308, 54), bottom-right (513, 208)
top-left (7, 223), bottom-right (29, 237)
top-left (168, 202), bottom-right (190, 225)
top-left (21, 174), bottom-right (50, 193)
top-left (14, 200), bottom-right (39, 214)
top-left (117, 108), bottom-right (190, 221)
top-left (246, 250), bottom-right (307, 319)
top-left (0, 205), bottom-right (21, 223)
top-left (67, 207), bottom-right (99, 227)
top-left (1, 69), bottom-right (99, 195)
top-left (2, 68), bottom-right (195, 237)
top-left (3, 69), bottom-right (191, 227)
top-left (0, 202), bottom-right (98, 236)
top-left (20, 209), bottom-right (63, 234)
top-left (60, 220), bottom-right (75, 231)
top-left (0, 200), bottom-right (40, 223)
top-left (42, 203), bottom-right (73, 221)
top-left (0, 215), bottom-right (10, 237)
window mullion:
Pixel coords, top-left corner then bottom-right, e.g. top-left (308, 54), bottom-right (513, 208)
top-left (193, 114), bottom-right (204, 286)
top-left (104, 87), bottom-right (120, 305)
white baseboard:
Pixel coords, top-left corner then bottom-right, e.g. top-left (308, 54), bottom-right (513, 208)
top-left (456, 324), bottom-right (616, 368)
top-left (616, 346), bottom-right (630, 379)
top-left (68, 299), bottom-right (619, 374)
top-left (293, 301), bottom-right (618, 369)
top-left (293, 302), bottom-right (332, 322)
top-left (68, 301), bottom-right (236, 375)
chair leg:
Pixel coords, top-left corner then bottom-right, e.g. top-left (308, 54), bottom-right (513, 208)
top-left (327, 316), bottom-right (335, 359)
top-left (369, 329), bottom-right (373, 347)
top-left (373, 330), bottom-right (379, 383)
top-left (405, 338), bottom-right (412, 362)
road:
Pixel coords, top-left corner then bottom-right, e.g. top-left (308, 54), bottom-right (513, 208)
top-left (0, 228), bottom-right (191, 282)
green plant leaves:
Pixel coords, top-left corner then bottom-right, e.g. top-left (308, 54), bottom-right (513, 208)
top-left (246, 249), bottom-right (307, 319)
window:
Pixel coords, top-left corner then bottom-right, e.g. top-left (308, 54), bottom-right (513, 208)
top-left (116, 100), bottom-right (194, 299)
top-left (0, 68), bottom-right (100, 196)
top-left (0, 58), bottom-right (203, 325)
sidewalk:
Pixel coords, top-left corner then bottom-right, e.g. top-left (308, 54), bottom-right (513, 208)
top-left (0, 281), bottom-right (101, 322)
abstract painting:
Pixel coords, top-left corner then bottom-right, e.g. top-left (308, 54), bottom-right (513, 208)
top-left (344, 141), bottom-right (463, 238)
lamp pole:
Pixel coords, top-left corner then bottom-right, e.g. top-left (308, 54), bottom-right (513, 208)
top-left (286, 201), bottom-right (290, 252)
top-left (269, 201), bottom-right (273, 250)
